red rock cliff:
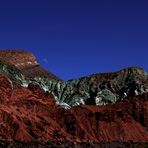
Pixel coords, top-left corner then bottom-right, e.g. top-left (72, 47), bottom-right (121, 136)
top-left (0, 50), bottom-right (61, 80)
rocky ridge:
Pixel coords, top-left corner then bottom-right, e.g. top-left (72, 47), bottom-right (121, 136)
top-left (33, 67), bottom-right (148, 108)
top-left (0, 50), bottom-right (148, 108)
top-left (0, 50), bottom-right (147, 147)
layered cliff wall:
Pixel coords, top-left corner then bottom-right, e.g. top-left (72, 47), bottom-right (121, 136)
top-left (0, 50), bottom-right (61, 80)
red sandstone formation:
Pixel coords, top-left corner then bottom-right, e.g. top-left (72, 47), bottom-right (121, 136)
top-left (0, 75), bottom-right (72, 141)
top-left (68, 95), bottom-right (148, 142)
top-left (0, 73), bottom-right (147, 143)
top-left (0, 49), bottom-right (147, 147)
top-left (0, 50), bottom-right (61, 80)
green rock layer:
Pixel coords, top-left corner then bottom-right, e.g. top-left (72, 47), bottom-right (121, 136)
top-left (0, 62), bottom-right (147, 109)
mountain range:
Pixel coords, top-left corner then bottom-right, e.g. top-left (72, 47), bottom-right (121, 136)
top-left (0, 50), bottom-right (147, 147)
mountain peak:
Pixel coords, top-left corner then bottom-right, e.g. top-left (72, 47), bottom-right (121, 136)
top-left (119, 66), bottom-right (146, 74)
top-left (0, 49), bottom-right (61, 80)
top-left (0, 49), bottom-right (37, 68)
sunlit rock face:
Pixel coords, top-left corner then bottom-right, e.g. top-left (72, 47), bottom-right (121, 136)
top-left (96, 89), bottom-right (117, 105)
top-left (0, 50), bottom-right (38, 69)
top-left (0, 50), bottom-right (61, 80)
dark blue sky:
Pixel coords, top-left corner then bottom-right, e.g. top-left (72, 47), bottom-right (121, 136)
top-left (0, 0), bottom-right (148, 80)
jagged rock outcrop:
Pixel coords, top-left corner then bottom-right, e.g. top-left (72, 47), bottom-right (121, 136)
top-left (34, 67), bottom-right (148, 107)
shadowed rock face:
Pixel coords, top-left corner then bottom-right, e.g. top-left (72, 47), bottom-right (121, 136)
top-left (68, 94), bottom-right (148, 142)
top-left (0, 141), bottom-right (147, 148)
top-left (0, 49), bottom-right (147, 146)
